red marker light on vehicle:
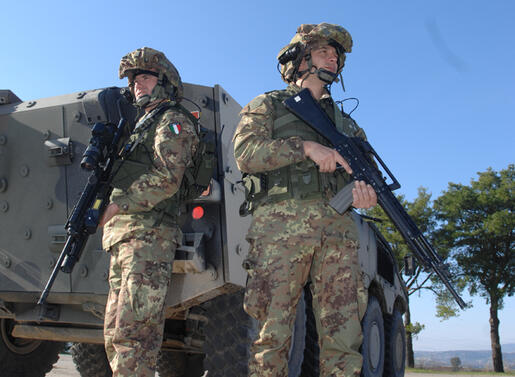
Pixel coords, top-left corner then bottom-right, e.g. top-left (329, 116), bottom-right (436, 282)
top-left (192, 206), bottom-right (204, 220)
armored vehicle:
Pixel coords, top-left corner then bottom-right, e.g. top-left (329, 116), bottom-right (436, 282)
top-left (0, 85), bottom-right (408, 377)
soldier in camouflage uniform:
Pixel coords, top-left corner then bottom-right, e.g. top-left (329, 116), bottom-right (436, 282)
top-left (99, 47), bottom-right (199, 377)
top-left (233, 24), bottom-right (377, 377)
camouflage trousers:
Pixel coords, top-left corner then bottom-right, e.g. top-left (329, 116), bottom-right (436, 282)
top-left (104, 231), bottom-right (176, 377)
top-left (243, 202), bottom-right (368, 377)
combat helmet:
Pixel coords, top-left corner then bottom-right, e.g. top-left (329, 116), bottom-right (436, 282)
top-left (277, 23), bottom-right (353, 84)
top-left (119, 47), bottom-right (183, 108)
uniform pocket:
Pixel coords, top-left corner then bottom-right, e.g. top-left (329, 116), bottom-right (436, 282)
top-left (128, 261), bottom-right (172, 322)
top-left (242, 241), bottom-right (271, 321)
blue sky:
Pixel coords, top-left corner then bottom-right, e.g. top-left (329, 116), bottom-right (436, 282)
top-left (2, 0), bottom-right (513, 351)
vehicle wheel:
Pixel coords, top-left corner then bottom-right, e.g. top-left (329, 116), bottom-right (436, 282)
top-left (201, 290), bottom-right (256, 377)
top-left (384, 309), bottom-right (405, 377)
top-left (157, 351), bottom-right (185, 377)
top-left (361, 296), bottom-right (385, 377)
top-left (70, 343), bottom-right (112, 377)
top-left (157, 350), bottom-right (205, 377)
top-left (0, 318), bottom-right (64, 377)
top-left (298, 284), bottom-right (319, 377)
top-left (202, 289), bottom-right (319, 377)
top-left (288, 290), bottom-right (305, 377)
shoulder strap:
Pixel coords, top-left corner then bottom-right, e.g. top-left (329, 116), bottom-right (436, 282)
top-left (120, 103), bottom-right (173, 158)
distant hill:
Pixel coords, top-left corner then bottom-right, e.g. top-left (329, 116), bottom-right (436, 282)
top-left (415, 344), bottom-right (515, 371)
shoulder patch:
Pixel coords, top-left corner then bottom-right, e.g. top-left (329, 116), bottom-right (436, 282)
top-left (169, 122), bottom-right (182, 135)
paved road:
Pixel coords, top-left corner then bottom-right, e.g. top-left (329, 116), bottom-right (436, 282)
top-left (48, 354), bottom-right (80, 376)
top-left (50, 355), bottom-right (500, 377)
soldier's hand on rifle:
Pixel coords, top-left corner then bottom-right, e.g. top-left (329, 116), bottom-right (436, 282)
top-left (99, 203), bottom-right (120, 227)
top-left (352, 180), bottom-right (377, 209)
top-left (303, 141), bottom-right (352, 173)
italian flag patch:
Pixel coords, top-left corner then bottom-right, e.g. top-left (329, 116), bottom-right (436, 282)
top-left (169, 123), bottom-right (181, 134)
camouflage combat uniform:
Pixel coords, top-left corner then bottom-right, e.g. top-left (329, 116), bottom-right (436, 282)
top-left (233, 84), bottom-right (368, 377)
top-left (102, 106), bottom-right (198, 377)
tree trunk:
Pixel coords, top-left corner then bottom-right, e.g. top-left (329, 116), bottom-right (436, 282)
top-left (489, 298), bottom-right (504, 372)
top-left (405, 307), bottom-right (415, 368)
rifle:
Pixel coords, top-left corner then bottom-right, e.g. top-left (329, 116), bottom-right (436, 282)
top-left (283, 88), bottom-right (466, 309)
top-left (38, 115), bottom-right (128, 318)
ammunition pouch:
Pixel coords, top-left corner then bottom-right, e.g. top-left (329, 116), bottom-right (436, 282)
top-left (242, 160), bottom-right (351, 213)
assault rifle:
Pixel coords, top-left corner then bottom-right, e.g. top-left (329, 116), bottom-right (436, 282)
top-left (284, 89), bottom-right (466, 309)
top-left (38, 115), bottom-right (128, 317)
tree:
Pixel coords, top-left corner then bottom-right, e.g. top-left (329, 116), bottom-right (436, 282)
top-left (366, 187), bottom-right (439, 367)
top-left (433, 165), bottom-right (514, 373)
top-left (450, 356), bottom-right (462, 371)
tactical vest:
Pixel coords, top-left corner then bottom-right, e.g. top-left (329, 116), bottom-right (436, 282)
top-left (111, 104), bottom-right (211, 226)
top-left (242, 89), bottom-right (364, 213)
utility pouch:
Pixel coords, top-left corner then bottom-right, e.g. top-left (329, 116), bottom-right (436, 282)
top-left (111, 159), bottom-right (150, 191)
top-left (267, 167), bottom-right (289, 198)
top-left (289, 160), bottom-right (321, 200)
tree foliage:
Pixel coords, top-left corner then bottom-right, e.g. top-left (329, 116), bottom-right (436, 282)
top-left (450, 356), bottom-right (462, 371)
top-left (433, 164), bottom-right (514, 372)
top-left (433, 165), bottom-right (514, 308)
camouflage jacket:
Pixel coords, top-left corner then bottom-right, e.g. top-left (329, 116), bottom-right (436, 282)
top-left (233, 84), bottom-right (360, 244)
top-left (102, 107), bottom-right (199, 249)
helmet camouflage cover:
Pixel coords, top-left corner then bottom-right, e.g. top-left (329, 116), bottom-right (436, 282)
top-left (277, 23), bottom-right (353, 83)
top-left (119, 47), bottom-right (183, 103)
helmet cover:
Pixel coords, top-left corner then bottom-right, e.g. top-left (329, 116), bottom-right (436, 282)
top-left (277, 23), bottom-right (353, 83)
top-left (119, 47), bottom-right (183, 104)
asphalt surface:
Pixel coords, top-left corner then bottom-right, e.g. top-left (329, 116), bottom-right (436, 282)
top-left (48, 354), bottom-right (80, 376)
top-left (49, 354), bottom-right (500, 377)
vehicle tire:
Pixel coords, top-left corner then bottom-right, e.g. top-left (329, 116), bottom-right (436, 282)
top-left (70, 343), bottom-right (112, 377)
top-left (201, 290), bottom-right (256, 377)
top-left (298, 284), bottom-right (319, 377)
top-left (288, 288), bottom-right (308, 377)
top-left (157, 350), bottom-right (205, 377)
top-left (384, 309), bottom-right (405, 377)
top-left (202, 289), bottom-right (319, 377)
top-left (361, 296), bottom-right (385, 377)
top-left (0, 318), bottom-right (64, 377)
top-left (157, 350), bottom-right (186, 377)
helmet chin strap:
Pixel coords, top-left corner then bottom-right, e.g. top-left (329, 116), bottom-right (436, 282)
top-left (297, 52), bottom-right (338, 85)
top-left (133, 72), bottom-right (176, 109)
top-left (316, 68), bottom-right (338, 84)
top-left (135, 94), bottom-right (151, 108)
